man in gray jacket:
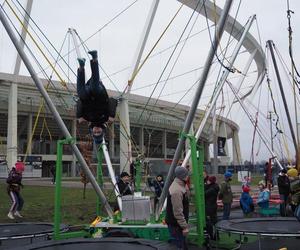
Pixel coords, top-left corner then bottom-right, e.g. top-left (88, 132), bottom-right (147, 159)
top-left (165, 166), bottom-right (189, 250)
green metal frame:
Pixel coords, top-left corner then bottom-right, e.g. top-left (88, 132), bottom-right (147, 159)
top-left (134, 158), bottom-right (142, 192)
top-left (54, 137), bottom-right (89, 240)
top-left (182, 133), bottom-right (206, 247)
top-left (53, 134), bottom-right (206, 244)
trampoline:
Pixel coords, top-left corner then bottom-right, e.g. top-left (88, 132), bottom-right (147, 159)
top-left (9, 237), bottom-right (176, 250)
top-left (0, 223), bottom-right (68, 249)
top-left (239, 238), bottom-right (300, 250)
top-left (216, 217), bottom-right (300, 237)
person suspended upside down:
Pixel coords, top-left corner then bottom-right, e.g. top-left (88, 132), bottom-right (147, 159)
top-left (76, 50), bottom-right (118, 144)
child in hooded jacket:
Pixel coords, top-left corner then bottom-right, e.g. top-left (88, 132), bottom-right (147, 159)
top-left (240, 185), bottom-right (254, 217)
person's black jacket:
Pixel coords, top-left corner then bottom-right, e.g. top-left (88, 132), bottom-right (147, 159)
top-left (278, 175), bottom-right (290, 196)
top-left (117, 179), bottom-right (132, 196)
top-left (153, 180), bottom-right (164, 197)
top-left (76, 97), bottom-right (117, 128)
top-left (205, 183), bottom-right (220, 216)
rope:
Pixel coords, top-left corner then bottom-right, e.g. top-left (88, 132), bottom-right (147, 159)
top-left (286, 0), bottom-right (300, 80)
top-left (125, 3), bottom-right (184, 91)
top-left (74, 31), bottom-right (120, 93)
top-left (139, 0), bottom-right (205, 132)
top-left (13, 0), bottom-right (77, 92)
top-left (203, 1), bottom-right (234, 73)
top-left (4, 0), bottom-right (68, 88)
top-left (134, 0), bottom-right (207, 128)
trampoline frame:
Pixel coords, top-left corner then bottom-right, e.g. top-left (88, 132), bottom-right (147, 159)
top-left (0, 223), bottom-right (68, 241)
top-left (216, 217), bottom-right (300, 237)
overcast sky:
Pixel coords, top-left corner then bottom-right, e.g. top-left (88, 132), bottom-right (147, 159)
top-left (0, 0), bottom-right (299, 163)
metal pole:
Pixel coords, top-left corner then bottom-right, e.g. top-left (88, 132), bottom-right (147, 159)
top-left (226, 81), bottom-right (283, 169)
top-left (101, 139), bottom-right (122, 210)
top-left (268, 111), bottom-right (274, 151)
top-left (212, 105), bottom-right (218, 174)
top-left (181, 15), bottom-right (256, 168)
top-left (69, 28), bottom-right (82, 59)
top-left (54, 139), bottom-right (64, 240)
top-left (96, 146), bottom-right (104, 216)
top-left (157, 0), bottom-right (233, 218)
top-left (188, 135), bottom-right (205, 246)
top-left (0, 8), bottom-right (114, 217)
top-left (267, 40), bottom-right (298, 153)
top-left (7, 0), bottom-right (33, 170)
top-left (119, 0), bottom-right (160, 173)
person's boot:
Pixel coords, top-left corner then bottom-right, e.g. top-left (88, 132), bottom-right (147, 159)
top-left (14, 211), bottom-right (23, 218)
top-left (7, 212), bottom-right (15, 219)
top-left (88, 50), bottom-right (98, 60)
top-left (77, 58), bottom-right (86, 67)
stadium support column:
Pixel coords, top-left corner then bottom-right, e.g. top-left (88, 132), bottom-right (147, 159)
top-left (6, 0), bottom-right (33, 169)
top-left (163, 130), bottom-right (167, 159)
top-left (7, 84), bottom-right (18, 168)
top-left (109, 124), bottom-right (115, 159)
top-left (119, 0), bottom-right (159, 173)
top-left (139, 127), bottom-right (144, 155)
top-left (26, 113), bottom-right (33, 155)
top-left (232, 129), bottom-right (241, 165)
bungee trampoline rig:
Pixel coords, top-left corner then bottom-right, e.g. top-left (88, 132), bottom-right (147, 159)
top-left (2, 0), bottom-right (300, 249)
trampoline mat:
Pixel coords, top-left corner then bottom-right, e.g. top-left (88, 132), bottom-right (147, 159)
top-left (240, 238), bottom-right (300, 250)
top-left (0, 223), bottom-right (66, 238)
top-left (11, 238), bottom-right (176, 250)
top-left (216, 217), bottom-right (300, 235)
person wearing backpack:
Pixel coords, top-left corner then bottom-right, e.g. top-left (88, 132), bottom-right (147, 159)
top-left (6, 162), bottom-right (25, 219)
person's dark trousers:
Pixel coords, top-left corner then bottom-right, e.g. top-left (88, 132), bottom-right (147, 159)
top-left (279, 194), bottom-right (289, 216)
top-left (222, 203), bottom-right (231, 220)
top-left (168, 226), bottom-right (188, 250)
top-left (89, 60), bottom-right (105, 97)
top-left (16, 192), bottom-right (24, 211)
top-left (76, 60), bottom-right (105, 100)
top-left (9, 191), bottom-right (24, 212)
top-left (206, 213), bottom-right (218, 240)
top-left (77, 67), bottom-right (89, 100)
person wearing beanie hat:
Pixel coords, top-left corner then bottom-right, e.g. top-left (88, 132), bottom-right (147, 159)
top-left (76, 50), bottom-right (118, 145)
top-left (240, 185), bottom-right (254, 217)
top-left (224, 171), bottom-right (232, 179)
top-left (219, 171), bottom-right (233, 220)
top-left (287, 168), bottom-right (300, 214)
top-left (6, 163), bottom-right (24, 219)
top-left (277, 168), bottom-right (290, 216)
top-left (205, 175), bottom-right (219, 240)
top-left (287, 168), bottom-right (298, 178)
top-left (165, 166), bottom-right (189, 249)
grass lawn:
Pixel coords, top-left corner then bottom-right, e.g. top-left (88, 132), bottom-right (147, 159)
top-left (0, 183), bottom-right (116, 225)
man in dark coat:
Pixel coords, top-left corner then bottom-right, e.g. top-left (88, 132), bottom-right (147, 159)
top-left (76, 50), bottom-right (117, 144)
top-left (205, 175), bottom-right (219, 240)
top-left (278, 168), bottom-right (290, 216)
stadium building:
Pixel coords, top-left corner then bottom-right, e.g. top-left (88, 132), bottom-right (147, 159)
top-left (0, 72), bottom-right (241, 177)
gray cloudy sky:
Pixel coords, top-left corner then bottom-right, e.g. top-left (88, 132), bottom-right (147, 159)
top-left (0, 0), bottom-right (299, 163)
